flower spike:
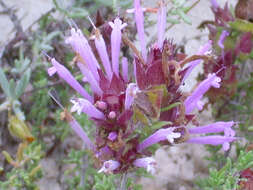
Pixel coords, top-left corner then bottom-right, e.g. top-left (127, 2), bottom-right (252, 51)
top-left (46, 4), bottom-right (238, 174)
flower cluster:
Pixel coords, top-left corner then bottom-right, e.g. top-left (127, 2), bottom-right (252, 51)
top-left (47, 0), bottom-right (237, 174)
top-left (200, 0), bottom-right (253, 103)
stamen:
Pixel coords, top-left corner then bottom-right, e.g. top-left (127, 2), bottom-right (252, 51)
top-left (48, 89), bottom-right (64, 110)
top-left (87, 15), bottom-right (96, 29)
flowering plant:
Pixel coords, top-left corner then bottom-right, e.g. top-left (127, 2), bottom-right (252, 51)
top-left (47, 0), bottom-right (236, 176)
top-left (199, 0), bottom-right (253, 105)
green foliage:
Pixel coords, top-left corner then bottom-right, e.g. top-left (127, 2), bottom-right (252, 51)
top-left (52, 0), bottom-right (132, 18)
top-left (229, 20), bottom-right (253, 34)
top-left (0, 142), bottom-right (43, 190)
top-left (93, 174), bottom-right (118, 190)
top-left (63, 149), bottom-right (119, 190)
top-left (168, 0), bottom-right (197, 25)
top-left (0, 67), bottom-right (11, 98)
top-left (196, 151), bottom-right (253, 190)
top-left (0, 51), bottom-right (31, 121)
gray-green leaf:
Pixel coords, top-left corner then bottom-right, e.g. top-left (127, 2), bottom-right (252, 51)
top-left (0, 67), bottom-right (10, 97)
top-left (15, 68), bottom-right (31, 98)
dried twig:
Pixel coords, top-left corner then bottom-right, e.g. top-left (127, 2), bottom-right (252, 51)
top-left (122, 35), bottom-right (145, 65)
top-left (0, 0), bottom-right (27, 55)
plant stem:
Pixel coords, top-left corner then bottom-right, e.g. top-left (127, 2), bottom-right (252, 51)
top-left (118, 173), bottom-right (127, 190)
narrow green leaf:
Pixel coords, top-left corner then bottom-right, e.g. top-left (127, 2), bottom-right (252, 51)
top-left (45, 31), bottom-right (61, 42)
top-left (229, 20), bottom-right (253, 33)
top-left (151, 121), bottom-right (172, 130)
top-left (161, 102), bottom-right (181, 112)
top-left (95, 0), bottom-right (113, 7)
top-left (9, 79), bottom-right (16, 99)
top-left (248, 126), bottom-right (253, 131)
top-left (167, 17), bottom-right (181, 24)
top-left (178, 9), bottom-right (191, 25)
top-left (15, 68), bottom-right (31, 98)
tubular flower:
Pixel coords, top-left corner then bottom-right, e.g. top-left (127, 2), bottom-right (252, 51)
top-left (188, 121), bottom-right (235, 135)
top-left (134, 0), bottom-right (147, 61)
top-left (70, 98), bottom-right (105, 119)
top-left (133, 157), bottom-right (156, 174)
top-left (187, 136), bottom-right (236, 151)
top-left (47, 0), bottom-right (237, 174)
top-left (184, 73), bottom-right (221, 114)
top-left (98, 160), bottom-right (120, 173)
top-left (200, 0), bottom-right (252, 105)
top-left (137, 127), bottom-right (181, 152)
top-left (65, 28), bottom-right (100, 81)
top-left (187, 121), bottom-right (236, 151)
top-left (109, 18), bottom-right (127, 77)
top-left (157, 0), bottom-right (166, 49)
top-left (218, 30), bottom-right (229, 49)
top-left (48, 58), bottom-right (93, 102)
top-left (94, 29), bottom-right (113, 79)
top-left (182, 40), bottom-right (212, 83)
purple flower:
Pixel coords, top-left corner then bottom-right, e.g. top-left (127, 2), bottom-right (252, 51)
top-left (184, 73), bottom-right (221, 114)
top-left (65, 28), bottom-right (100, 81)
top-left (134, 0), bottom-right (147, 61)
top-left (94, 29), bottom-right (113, 79)
top-left (95, 101), bottom-right (107, 110)
top-left (188, 121), bottom-right (235, 136)
top-left (133, 157), bottom-right (156, 174)
top-left (182, 40), bottom-right (212, 83)
top-left (121, 57), bottom-right (129, 82)
top-left (70, 98), bottom-right (105, 119)
top-left (187, 121), bottom-right (236, 151)
top-left (109, 18), bottom-right (127, 77)
top-left (210, 0), bottom-right (219, 10)
top-left (187, 135), bottom-right (236, 151)
top-left (218, 30), bottom-right (229, 49)
top-left (46, 0), bottom-right (238, 174)
top-left (108, 132), bottom-right (117, 141)
top-left (64, 111), bottom-right (95, 151)
top-left (48, 58), bottom-right (93, 102)
top-left (98, 160), bottom-right (120, 173)
top-left (77, 62), bottom-right (102, 95)
top-left (157, 0), bottom-right (166, 49)
top-left (125, 83), bottom-right (139, 110)
top-left (137, 127), bottom-right (181, 152)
